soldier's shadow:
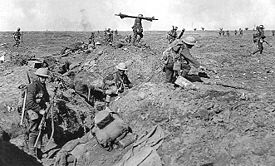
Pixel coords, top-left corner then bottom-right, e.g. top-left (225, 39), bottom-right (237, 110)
top-left (185, 72), bottom-right (210, 82)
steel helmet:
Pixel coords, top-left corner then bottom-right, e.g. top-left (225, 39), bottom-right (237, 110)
top-left (17, 27), bottom-right (20, 31)
top-left (35, 68), bottom-right (50, 77)
top-left (182, 36), bottom-right (197, 46)
top-left (116, 62), bottom-right (128, 71)
top-left (259, 25), bottom-right (264, 29)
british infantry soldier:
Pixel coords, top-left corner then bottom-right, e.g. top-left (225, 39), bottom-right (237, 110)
top-left (131, 14), bottom-right (145, 45)
top-left (250, 25), bottom-right (272, 55)
top-left (13, 27), bottom-right (22, 47)
top-left (162, 36), bottom-right (206, 83)
top-left (167, 26), bottom-right (178, 44)
top-left (25, 68), bottom-right (50, 160)
top-left (272, 30), bottom-right (275, 36)
top-left (88, 32), bottom-right (95, 49)
top-left (226, 30), bottom-right (230, 37)
top-left (239, 28), bottom-right (243, 36)
top-left (234, 30), bottom-right (238, 35)
top-left (103, 63), bottom-right (133, 105)
top-left (167, 26), bottom-right (185, 44)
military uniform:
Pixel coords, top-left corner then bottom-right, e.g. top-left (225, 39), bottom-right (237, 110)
top-left (103, 64), bottom-right (132, 104)
top-left (132, 16), bottom-right (143, 44)
top-left (162, 38), bottom-right (201, 83)
top-left (252, 25), bottom-right (266, 55)
top-left (25, 69), bottom-right (50, 158)
top-left (13, 28), bottom-right (21, 47)
top-left (167, 27), bottom-right (178, 44)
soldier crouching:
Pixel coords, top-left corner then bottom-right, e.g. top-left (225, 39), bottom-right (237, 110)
top-left (103, 63), bottom-right (133, 105)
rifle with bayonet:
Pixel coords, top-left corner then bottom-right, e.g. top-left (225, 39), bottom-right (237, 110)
top-left (115, 13), bottom-right (158, 22)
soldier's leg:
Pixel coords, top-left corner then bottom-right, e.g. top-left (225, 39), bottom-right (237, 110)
top-left (105, 86), bottom-right (118, 105)
top-left (136, 32), bottom-right (143, 43)
top-left (165, 66), bottom-right (174, 83)
top-left (181, 64), bottom-right (191, 78)
top-left (28, 131), bottom-right (38, 157)
top-left (132, 31), bottom-right (138, 44)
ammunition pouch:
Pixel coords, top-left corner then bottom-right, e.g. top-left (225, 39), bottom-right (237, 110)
top-left (27, 110), bottom-right (39, 121)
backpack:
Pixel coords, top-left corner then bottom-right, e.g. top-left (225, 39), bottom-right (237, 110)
top-left (91, 108), bottom-right (130, 151)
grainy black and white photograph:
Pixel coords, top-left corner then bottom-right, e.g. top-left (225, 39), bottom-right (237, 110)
top-left (0, 0), bottom-right (275, 165)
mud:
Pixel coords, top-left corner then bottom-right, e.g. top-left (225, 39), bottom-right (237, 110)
top-left (0, 30), bottom-right (274, 165)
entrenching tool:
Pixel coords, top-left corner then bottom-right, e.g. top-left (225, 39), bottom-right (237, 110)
top-left (115, 13), bottom-right (158, 21)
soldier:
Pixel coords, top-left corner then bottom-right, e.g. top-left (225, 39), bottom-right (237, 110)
top-left (131, 14), bottom-right (147, 45)
top-left (239, 28), bottom-right (243, 36)
top-left (226, 30), bottom-right (230, 37)
top-left (272, 30), bottom-right (275, 37)
top-left (106, 28), bottom-right (113, 44)
top-left (234, 30), bottom-right (238, 35)
top-left (250, 25), bottom-right (272, 55)
top-left (13, 27), bottom-right (22, 47)
top-left (162, 36), bottom-right (206, 83)
top-left (88, 32), bottom-right (95, 49)
top-left (167, 26), bottom-right (178, 44)
top-left (103, 63), bottom-right (133, 105)
top-left (25, 68), bottom-right (50, 160)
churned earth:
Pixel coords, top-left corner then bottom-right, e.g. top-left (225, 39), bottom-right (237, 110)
top-left (0, 30), bottom-right (275, 166)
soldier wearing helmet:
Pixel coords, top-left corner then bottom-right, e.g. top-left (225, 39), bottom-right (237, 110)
top-left (103, 63), bottom-right (133, 105)
top-left (13, 27), bottom-right (22, 47)
top-left (25, 68), bottom-right (50, 160)
top-left (167, 26), bottom-right (185, 44)
top-left (250, 24), bottom-right (272, 55)
top-left (131, 14), bottom-right (146, 45)
top-left (162, 36), bottom-right (205, 83)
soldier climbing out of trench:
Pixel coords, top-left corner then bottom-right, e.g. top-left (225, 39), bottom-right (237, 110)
top-left (25, 68), bottom-right (50, 161)
top-left (103, 62), bottom-right (133, 106)
top-left (167, 26), bottom-right (186, 44)
top-left (250, 25), bottom-right (272, 56)
top-left (162, 36), bottom-right (207, 84)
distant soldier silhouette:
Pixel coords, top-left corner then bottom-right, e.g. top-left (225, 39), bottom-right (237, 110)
top-left (13, 27), bottom-right (22, 47)
top-left (272, 30), bottom-right (275, 37)
top-left (226, 30), bottom-right (230, 37)
top-left (234, 30), bottom-right (238, 35)
top-left (239, 28), bottom-right (243, 36)
top-left (88, 32), bottom-right (95, 49)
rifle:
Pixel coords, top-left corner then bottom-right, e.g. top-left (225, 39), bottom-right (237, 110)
top-left (115, 13), bottom-right (158, 21)
top-left (34, 86), bottom-right (58, 148)
top-left (20, 71), bottom-right (31, 126)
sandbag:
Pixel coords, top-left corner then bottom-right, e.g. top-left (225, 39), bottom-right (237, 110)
top-left (92, 108), bottom-right (129, 150)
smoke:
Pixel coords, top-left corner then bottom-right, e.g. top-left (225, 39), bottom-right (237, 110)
top-left (80, 9), bottom-right (92, 31)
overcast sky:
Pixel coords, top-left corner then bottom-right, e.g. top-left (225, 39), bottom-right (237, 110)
top-left (1, 0), bottom-right (275, 31)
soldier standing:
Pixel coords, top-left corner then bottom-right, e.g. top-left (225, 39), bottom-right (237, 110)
top-left (226, 30), bottom-right (230, 37)
top-left (234, 30), bottom-right (238, 35)
top-left (25, 68), bottom-right (50, 160)
top-left (162, 36), bottom-right (206, 83)
top-left (13, 27), bottom-right (22, 47)
top-left (88, 32), bottom-right (95, 49)
top-left (239, 28), bottom-right (243, 36)
top-left (103, 63), bottom-right (133, 105)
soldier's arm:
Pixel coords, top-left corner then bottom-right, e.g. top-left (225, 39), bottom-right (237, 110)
top-left (26, 82), bottom-right (42, 112)
top-left (180, 48), bottom-right (201, 68)
top-left (124, 75), bottom-right (132, 88)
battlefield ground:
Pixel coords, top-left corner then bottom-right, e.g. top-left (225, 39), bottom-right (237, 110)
top-left (0, 30), bottom-right (275, 166)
